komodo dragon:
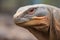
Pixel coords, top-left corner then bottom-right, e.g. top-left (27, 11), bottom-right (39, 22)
top-left (13, 4), bottom-right (60, 40)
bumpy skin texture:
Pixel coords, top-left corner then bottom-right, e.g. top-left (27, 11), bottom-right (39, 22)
top-left (13, 4), bottom-right (60, 40)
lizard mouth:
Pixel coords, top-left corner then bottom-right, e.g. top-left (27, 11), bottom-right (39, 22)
top-left (16, 20), bottom-right (49, 27)
top-left (15, 17), bottom-right (49, 33)
top-left (16, 22), bottom-right (49, 27)
top-left (15, 16), bottom-right (49, 27)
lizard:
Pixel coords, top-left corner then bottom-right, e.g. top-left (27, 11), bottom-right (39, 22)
top-left (13, 4), bottom-right (60, 40)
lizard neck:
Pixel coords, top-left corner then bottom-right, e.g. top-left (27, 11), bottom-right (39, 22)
top-left (26, 26), bottom-right (49, 40)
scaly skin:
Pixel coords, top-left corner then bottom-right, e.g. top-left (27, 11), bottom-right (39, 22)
top-left (13, 4), bottom-right (60, 40)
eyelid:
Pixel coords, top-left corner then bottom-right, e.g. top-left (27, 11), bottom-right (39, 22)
top-left (28, 7), bottom-right (37, 11)
top-left (26, 7), bottom-right (37, 14)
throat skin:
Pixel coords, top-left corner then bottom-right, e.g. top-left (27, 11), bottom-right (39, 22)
top-left (26, 26), bottom-right (49, 40)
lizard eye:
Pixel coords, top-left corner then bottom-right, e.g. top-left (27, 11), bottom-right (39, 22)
top-left (28, 8), bottom-right (35, 15)
top-left (29, 8), bottom-right (34, 12)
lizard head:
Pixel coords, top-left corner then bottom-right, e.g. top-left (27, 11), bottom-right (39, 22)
top-left (13, 4), bottom-right (60, 40)
top-left (13, 4), bottom-right (50, 28)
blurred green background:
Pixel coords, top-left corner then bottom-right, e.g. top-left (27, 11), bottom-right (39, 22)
top-left (0, 0), bottom-right (60, 15)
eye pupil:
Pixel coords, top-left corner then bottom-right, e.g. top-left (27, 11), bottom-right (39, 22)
top-left (30, 9), bottom-right (34, 12)
top-left (28, 8), bottom-right (35, 15)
